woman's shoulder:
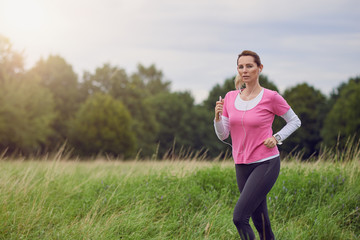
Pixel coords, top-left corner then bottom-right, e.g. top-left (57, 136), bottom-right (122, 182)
top-left (263, 88), bottom-right (289, 107)
top-left (225, 90), bottom-right (239, 98)
top-left (263, 88), bottom-right (282, 98)
top-left (263, 88), bottom-right (278, 94)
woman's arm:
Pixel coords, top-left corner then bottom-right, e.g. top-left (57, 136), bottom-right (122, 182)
top-left (274, 108), bottom-right (301, 144)
top-left (214, 116), bottom-right (230, 140)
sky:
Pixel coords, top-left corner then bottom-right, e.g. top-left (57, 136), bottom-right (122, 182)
top-left (1, 0), bottom-right (359, 103)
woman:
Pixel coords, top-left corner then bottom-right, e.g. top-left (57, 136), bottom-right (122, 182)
top-left (214, 50), bottom-right (301, 240)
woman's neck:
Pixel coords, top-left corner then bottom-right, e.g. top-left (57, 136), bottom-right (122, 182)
top-left (242, 82), bottom-right (262, 101)
top-left (245, 81), bottom-right (261, 91)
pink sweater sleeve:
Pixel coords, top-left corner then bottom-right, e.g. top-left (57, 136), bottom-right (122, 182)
top-left (271, 91), bottom-right (290, 116)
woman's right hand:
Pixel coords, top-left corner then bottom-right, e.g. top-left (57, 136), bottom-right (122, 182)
top-left (215, 96), bottom-right (224, 122)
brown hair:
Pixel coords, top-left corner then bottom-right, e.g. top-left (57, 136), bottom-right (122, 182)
top-left (237, 50), bottom-right (262, 67)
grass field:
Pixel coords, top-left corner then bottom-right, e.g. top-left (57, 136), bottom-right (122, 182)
top-left (0, 154), bottom-right (359, 239)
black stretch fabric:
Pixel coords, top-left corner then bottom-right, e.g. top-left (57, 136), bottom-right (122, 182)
top-left (233, 156), bottom-right (280, 240)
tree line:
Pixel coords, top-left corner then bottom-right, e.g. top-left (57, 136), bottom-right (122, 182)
top-left (1, 35), bottom-right (359, 160)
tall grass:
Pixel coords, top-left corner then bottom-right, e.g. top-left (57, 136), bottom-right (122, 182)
top-left (0, 143), bottom-right (359, 239)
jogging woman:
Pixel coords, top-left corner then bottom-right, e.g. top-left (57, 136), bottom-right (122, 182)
top-left (214, 50), bottom-right (301, 240)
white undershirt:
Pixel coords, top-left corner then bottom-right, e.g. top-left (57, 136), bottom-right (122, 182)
top-left (236, 88), bottom-right (264, 111)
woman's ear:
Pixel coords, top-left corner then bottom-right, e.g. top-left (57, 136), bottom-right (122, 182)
top-left (259, 65), bottom-right (263, 73)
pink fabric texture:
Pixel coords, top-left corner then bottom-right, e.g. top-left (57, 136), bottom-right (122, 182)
top-left (222, 88), bottom-right (290, 164)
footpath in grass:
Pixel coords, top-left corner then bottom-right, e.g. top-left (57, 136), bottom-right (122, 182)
top-left (0, 159), bottom-right (359, 239)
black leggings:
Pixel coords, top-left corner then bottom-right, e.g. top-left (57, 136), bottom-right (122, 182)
top-left (233, 157), bottom-right (280, 240)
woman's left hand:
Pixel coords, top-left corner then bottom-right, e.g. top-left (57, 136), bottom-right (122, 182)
top-left (264, 137), bottom-right (277, 148)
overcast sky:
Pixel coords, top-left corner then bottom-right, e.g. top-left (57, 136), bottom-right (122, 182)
top-left (1, 0), bottom-right (359, 103)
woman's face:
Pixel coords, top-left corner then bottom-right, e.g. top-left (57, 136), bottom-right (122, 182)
top-left (237, 56), bottom-right (262, 84)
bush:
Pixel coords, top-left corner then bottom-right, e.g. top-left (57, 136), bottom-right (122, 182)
top-left (69, 93), bottom-right (136, 158)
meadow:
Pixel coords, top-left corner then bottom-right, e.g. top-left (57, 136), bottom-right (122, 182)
top-left (0, 150), bottom-right (359, 239)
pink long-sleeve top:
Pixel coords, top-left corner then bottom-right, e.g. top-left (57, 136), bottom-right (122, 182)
top-left (214, 88), bottom-right (300, 164)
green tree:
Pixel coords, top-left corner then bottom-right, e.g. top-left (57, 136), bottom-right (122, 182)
top-left (188, 105), bottom-right (223, 159)
top-left (321, 76), bottom-right (360, 147)
top-left (130, 63), bottom-right (171, 96)
top-left (203, 76), bottom-right (235, 112)
top-left (81, 63), bottom-right (170, 99)
top-left (0, 35), bottom-right (24, 81)
top-left (0, 77), bottom-right (55, 155)
top-left (80, 63), bottom-right (129, 99)
top-left (147, 91), bottom-right (198, 158)
top-left (30, 55), bottom-right (79, 148)
top-left (282, 83), bottom-right (327, 158)
top-left (80, 63), bottom-right (161, 157)
top-left (0, 36), bottom-right (55, 155)
top-left (69, 93), bottom-right (136, 158)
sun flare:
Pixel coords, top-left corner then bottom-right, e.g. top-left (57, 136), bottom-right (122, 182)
top-left (1, 0), bottom-right (47, 34)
